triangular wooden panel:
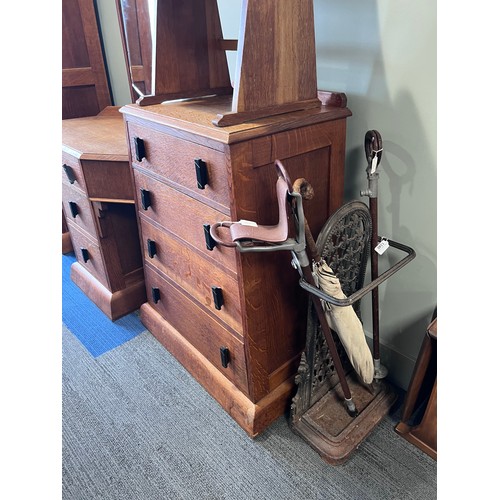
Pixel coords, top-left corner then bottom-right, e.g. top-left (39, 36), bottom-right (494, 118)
top-left (138, 0), bottom-right (232, 105)
top-left (213, 0), bottom-right (320, 126)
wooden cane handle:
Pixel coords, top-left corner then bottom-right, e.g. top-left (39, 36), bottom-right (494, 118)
top-left (292, 178), bottom-right (321, 263)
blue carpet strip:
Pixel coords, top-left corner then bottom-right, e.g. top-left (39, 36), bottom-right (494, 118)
top-left (62, 253), bottom-right (145, 357)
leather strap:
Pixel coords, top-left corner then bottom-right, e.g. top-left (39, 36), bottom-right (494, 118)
top-left (209, 166), bottom-right (291, 247)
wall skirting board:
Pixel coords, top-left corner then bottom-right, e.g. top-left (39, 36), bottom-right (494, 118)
top-left (366, 335), bottom-right (415, 391)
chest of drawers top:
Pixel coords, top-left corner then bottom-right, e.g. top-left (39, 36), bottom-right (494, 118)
top-left (120, 95), bottom-right (351, 146)
top-left (62, 107), bottom-right (128, 162)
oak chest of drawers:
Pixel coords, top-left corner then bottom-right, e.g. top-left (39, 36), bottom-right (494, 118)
top-left (121, 95), bottom-right (351, 436)
top-left (62, 107), bottom-right (146, 320)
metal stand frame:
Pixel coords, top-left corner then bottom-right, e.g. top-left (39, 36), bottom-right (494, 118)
top-left (289, 200), bottom-right (414, 464)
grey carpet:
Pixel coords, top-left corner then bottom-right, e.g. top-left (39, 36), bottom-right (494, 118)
top-left (62, 324), bottom-right (437, 500)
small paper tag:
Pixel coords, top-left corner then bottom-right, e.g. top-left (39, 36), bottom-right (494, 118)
top-left (370, 155), bottom-right (378, 174)
top-left (375, 238), bottom-right (389, 255)
top-left (238, 219), bottom-right (258, 227)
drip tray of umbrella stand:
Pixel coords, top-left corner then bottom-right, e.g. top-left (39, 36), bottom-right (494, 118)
top-left (291, 367), bottom-right (397, 464)
top-left (290, 293), bottom-right (398, 465)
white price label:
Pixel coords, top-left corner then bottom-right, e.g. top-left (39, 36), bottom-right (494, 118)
top-left (238, 219), bottom-right (258, 227)
top-left (375, 238), bottom-right (389, 255)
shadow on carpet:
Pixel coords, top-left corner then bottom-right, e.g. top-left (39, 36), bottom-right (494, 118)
top-left (62, 252), bottom-right (146, 357)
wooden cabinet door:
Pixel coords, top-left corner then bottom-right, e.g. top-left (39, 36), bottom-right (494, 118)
top-left (62, 0), bottom-right (112, 118)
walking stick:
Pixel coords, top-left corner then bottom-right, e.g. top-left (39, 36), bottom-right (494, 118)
top-left (292, 178), bottom-right (359, 414)
top-left (361, 130), bottom-right (387, 379)
top-left (300, 264), bottom-right (359, 416)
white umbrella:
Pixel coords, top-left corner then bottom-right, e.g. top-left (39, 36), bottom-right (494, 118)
top-left (313, 259), bottom-right (374, 385)
top-left (293, 177), bottom-right (374, 385)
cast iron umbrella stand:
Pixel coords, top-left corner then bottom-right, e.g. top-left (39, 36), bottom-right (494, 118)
top-left (210, 147), bottom-right (415, 464)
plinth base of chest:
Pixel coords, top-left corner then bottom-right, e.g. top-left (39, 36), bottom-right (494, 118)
top-left (71, 262), bottom-right (146, 321)
top-left (139, 302), bottom-right (296, 437)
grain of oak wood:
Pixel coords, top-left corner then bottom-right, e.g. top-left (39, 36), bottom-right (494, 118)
top-left (62, 0), bottom-right (112, 119)
top-left (232, 0), bottom-right (318, 112)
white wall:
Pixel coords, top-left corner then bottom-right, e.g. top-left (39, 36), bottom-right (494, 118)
top-left (96, 0), bottom-right (437, 390)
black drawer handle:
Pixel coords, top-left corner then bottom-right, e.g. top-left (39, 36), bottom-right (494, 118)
top-left (68, 201), bottom-right (79, 218)
top-left (220, 347), bottom-right (230, 368)
top-left (134, 137), bottom-right (146, 162)
top-left (63, 164), bottom-right (76, 184)
top-left (195, 158), bottom-right (208, 189)
top-left (140, 188), bottom-right (152, 210)
top-left (211, 286), bottom-right (224, 310)
top-left (151, 287), bottom-right (161, 304)
top-left (80, 248), bottom-right (90, 263)
top-left (203, 224), bottom-right (217, 251)
top-left (147, 239), bottom-right (157, 259)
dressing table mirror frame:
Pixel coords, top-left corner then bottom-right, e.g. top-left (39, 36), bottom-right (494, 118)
top-left (115, 0), bottom-right (154, 99)
top-left (116, 0), bottom-right (322, 127)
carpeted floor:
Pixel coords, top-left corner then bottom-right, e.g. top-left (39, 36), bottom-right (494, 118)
top-left (62, 256), bottom-right (437, 500)
top-left (62, 253), bottom-right (145, 357)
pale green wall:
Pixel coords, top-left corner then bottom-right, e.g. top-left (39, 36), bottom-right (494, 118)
top-left (313, 0), bottom-right (437, 389)
top-left (96, 0), bottom-right (436, 390)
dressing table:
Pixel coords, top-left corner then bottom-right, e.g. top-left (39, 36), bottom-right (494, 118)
top-left (62, 107), bottom-right (146, 320)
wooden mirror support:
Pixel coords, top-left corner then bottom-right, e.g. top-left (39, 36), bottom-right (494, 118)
top-left (148, 0), bottom-right (233, 105)
top-left (117, 0), bottom-right (321, 127)
top-left (117, 0), bottom-right (233, 106)
top-left (215, 0), bottom-right (320, 127)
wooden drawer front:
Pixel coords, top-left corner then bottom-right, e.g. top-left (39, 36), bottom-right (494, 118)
top-left (133, 169), bottom-right (237, 273)
top-left (144, 263), bottom-right (248, 393)
top-left (127, 122), bottom-right (230, 212)
top-left (62, 153), bottom-right (86, 193)
top-left (67, 221), bottom-right (108, 287)
top-left (62, 182), bottom-right (98, 239)
top-left (140, 219), bottom-right (242, 333)
top-left (82, 160), bottom-right (135, 202)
